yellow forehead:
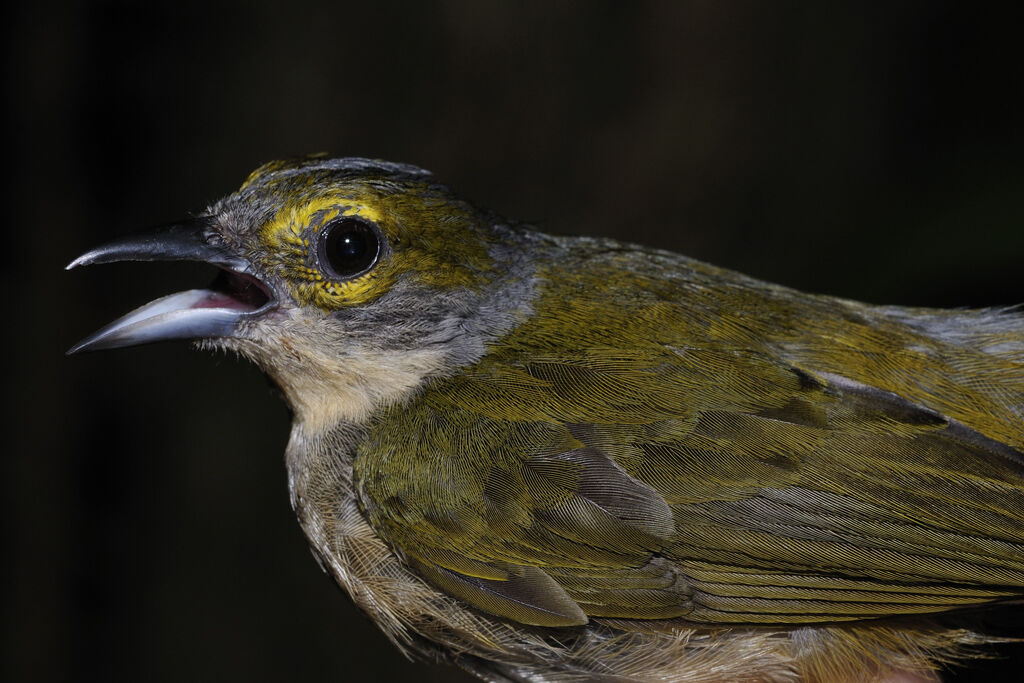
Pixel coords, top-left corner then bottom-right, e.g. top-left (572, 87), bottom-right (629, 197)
top-left (253, 182), bottom-right (493, 311)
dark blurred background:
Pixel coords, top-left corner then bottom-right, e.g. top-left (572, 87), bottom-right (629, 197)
top-left (4, 1), bottom-right (1023, 681)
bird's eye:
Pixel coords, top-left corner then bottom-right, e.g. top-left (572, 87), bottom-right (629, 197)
top-left (318, 218), bottom-right (382, 279)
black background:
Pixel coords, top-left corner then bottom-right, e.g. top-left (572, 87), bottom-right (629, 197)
top-left (5, 2), bottom-right (1024, 681)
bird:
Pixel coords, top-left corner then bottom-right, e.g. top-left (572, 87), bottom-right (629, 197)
top-left (68, 156), bottom-right (1024, 683)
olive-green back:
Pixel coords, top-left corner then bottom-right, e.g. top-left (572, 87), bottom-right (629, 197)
top-left (355, 242), bottom-right (1024, 627)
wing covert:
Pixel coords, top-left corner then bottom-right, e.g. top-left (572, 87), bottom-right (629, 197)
top-left (355, 345), bottom-right (1024, 627)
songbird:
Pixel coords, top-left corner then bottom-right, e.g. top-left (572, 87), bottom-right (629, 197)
top-left (68, 157), bottom-right (1024, 683)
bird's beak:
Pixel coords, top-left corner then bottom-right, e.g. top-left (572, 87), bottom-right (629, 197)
top-left (66, 217), bottom-right (275, 354)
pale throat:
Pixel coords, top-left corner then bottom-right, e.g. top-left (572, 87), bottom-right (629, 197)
top-left (238, 327), bottom-right (447, 433)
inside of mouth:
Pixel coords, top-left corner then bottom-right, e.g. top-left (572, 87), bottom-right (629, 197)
top-left (193, 270), bottom-right (272, 311)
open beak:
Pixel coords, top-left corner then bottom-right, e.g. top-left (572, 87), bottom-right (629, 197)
top-left (66, 217), bottom-right (275, 354)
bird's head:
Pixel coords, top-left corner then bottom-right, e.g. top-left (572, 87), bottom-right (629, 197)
top-left (68, 157), bottom-right (536, 429)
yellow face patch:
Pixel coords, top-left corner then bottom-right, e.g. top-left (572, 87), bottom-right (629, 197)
top-left (251, 177), bottom-right (495, 312)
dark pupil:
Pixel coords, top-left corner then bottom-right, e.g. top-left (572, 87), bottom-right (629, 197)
top-left (322, 219), bottom-right (379, 277)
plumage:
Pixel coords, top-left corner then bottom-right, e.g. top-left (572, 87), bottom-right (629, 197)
top-left (355, 236), bottom-right (1024, 630)
top-left (69, 156), bottom-right (1024, 682)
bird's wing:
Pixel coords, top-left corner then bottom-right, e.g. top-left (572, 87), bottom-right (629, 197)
top-left (355, 344), bottom-right (1024, 627)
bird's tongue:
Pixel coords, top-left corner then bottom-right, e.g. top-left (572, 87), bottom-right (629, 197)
top-left (191, 291), bottom-right (250, 309)
top-left (198, 270), bottom-right (272, 311)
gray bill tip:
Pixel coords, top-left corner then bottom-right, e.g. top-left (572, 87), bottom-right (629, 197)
top-left (66, 252), bottom-right (99, 270)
